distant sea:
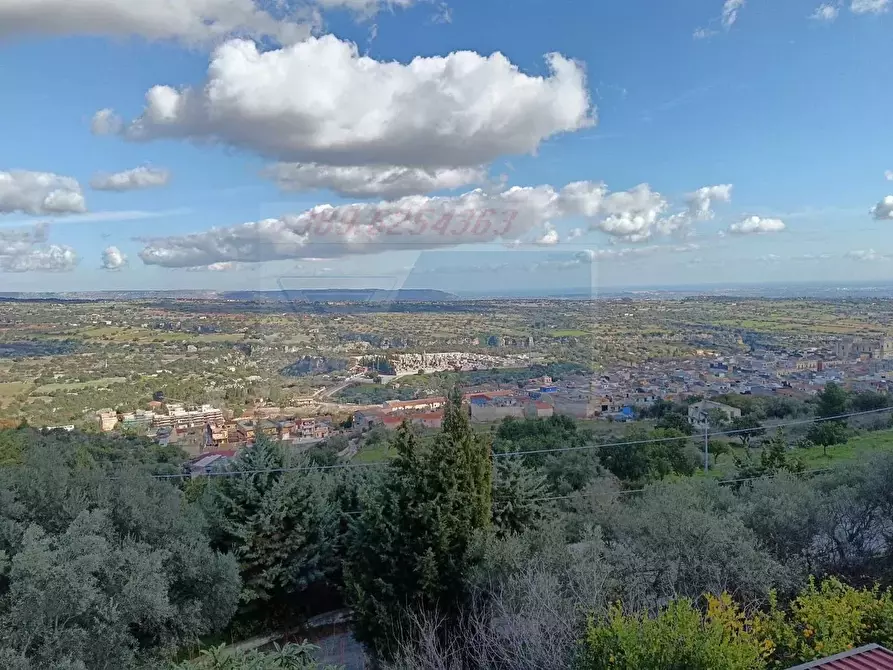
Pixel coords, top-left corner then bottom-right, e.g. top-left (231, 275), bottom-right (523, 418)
top-left (5, 280), bottom-right (893, 301)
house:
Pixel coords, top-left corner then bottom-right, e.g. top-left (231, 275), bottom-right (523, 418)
top-left (353, 410), bottom-right (384, 428)
top-left (235, 421), bottom-right (255, 443)
top-left (97, 410), bottom-right (118, 432)
top-left (787, 643), bottom-right (893, 669)
top-left (383, 397), bottom-right (447, 413)
top-left (189, 449), bottom-right (237, 478)
top-left (203, 422), bottom-right (228, 448)
top-left (257, 419), bottom-right (278, 438)
top-left (525, 401), bottom-right (554, 419)
top-left (413, 411), bottom-right (444, 429)
top-left (687, 400), bottom-right (742, 427)
top-left (470, 397), bottom-right (524, 422)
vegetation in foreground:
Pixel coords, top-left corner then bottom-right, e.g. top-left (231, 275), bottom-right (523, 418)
top-left (3, 385), bottom-right (893, 668)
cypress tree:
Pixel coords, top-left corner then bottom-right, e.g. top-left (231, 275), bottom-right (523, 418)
top-left (345, 386), bottom-right (493, 661)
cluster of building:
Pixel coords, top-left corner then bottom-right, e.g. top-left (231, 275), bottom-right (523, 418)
top-left (96, 401), bottom-right (335, 457)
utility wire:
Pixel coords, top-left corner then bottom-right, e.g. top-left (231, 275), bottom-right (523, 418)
top-left (142, 403), bottom-right (893, 480)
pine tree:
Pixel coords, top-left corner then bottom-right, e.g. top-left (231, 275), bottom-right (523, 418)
top-left (208, 436), bottom-right (337, 626)
top-left (345, 387), bottom-right (494, 661)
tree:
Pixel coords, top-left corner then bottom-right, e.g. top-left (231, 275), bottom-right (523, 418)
top-left (730, 415), bottom-right (766, 449)
top-left (706, 407), bottom-right (731, 429)
top-left (655, 411), bottom-right (693, 435)
top-left (170, 642), bottom-right (340, 669)
top-left (0, 441), bottom-right (240, 669)
top-left (579, 594), bottom-right (766, 670)
top-left (207, 437), bottom-right (337, 627)
top-left (345, 386), bottom-right (493, 661)
top-left (491, 457), bottom-right (549, 537)
top-left (816, 382), bottom-right (849, 420)
top-left (709, 439), bottom-right (731, 466)
top-left (806, 421), bottom-right (849, 457)
top-left (849, 390), bottom-right (889, 413)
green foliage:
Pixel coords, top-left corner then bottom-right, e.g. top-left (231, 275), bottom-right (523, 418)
top-left (579, 578), bottom-right (893, 670)
top-left (730, 415), bottom-right (766, 449)
top-left (579, 594), bottom-right (767, 670)
top-left (817, 382), bottom-right (849, 420)
top-left (345, 387), bottom-right (493, 661)
top-left (170, 642), bottom-right (340, 669)
top-left (494, 415), bottom-right (601, 493)
top-left (0, 440), bottom-right (240, 669)
top-left (806, 421), bottom-right (849, 454)
top-left (849, 390), bottom-right (889, 413)
top-left (206, 437), bottom-right (337, 627)
top-left (734, 429), bottom-right (804, 480)
top-left (491, 456), bottom-right (550, 537)
top-left (599, 427), bottom-right (697, 486)
top-left (655, 411), bottom-right (693, 435)
top-left (757, 577), bottom-right (893, 667)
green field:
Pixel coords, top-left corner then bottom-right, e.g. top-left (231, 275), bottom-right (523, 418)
top-left (351, 443), bottom-right (394, 463)
top-left (550, 329), bottom-right (589, 337)
top-left (702, 428), bottom-right (893, 478)
top-left (73, 327), bottom-right (242, 344)
top-left (0, 382), bottom-right (32, 407)
top-left (33, 376), bottom-right (128, 394)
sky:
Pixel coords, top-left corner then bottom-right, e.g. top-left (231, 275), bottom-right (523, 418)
top-left (1, 0), bottom-right (892, 293)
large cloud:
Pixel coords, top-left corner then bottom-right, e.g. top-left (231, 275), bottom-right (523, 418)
top-left (96, 36), bottom-right (594, 168)
top-left (871, 195), bottom-right (893, 220)
top-left (263, 163), bottom-right (486, 199)
top-left (728, 215), bottom-right (786, 234)
top-left (137, 180), bottom-right (732, 267)
top-left (91, 166), bottom-right (170, 192)
top-left (0, 223), bottom-right (78, 272)
top-left (0, 170), bottom-right (86, 215)
top-left (850, 0), bottom-right (890, 14)
top-left (846, 249), bottom-right (886, 261)
top-left (100, 246), bottom-right (127, 270)
top-left (0, 0), bottom-right (315, 46)
top-left (139, 185), bottom-right (561, 267)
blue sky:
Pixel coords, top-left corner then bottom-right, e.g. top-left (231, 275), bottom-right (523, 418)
top-left (1, 0), bottom-right (892, 292)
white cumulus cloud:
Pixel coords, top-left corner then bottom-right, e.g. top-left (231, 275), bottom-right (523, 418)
top-left (811, 3), bottom-right (840, 20)
top-left (135, 180), bottom-right (731, 268)
top-left (684, 184), bottom-right (733, 220)
top-left (0, 170), bottom-right (86, 215)
top-left (91, 108), bottom-right (123, 135)
top-left (871, 196), bottom-right (893, 220)
top-left (722, 0), bottom-right (746, 27)
top-left (99, 35), bottom-right (594, 168)
top-left (885, 170), bottom-right (893, 181)
top-left (90, 166), bottom-right (170, 192)
top-left (0, 223), bottom-right (78, 272)
top-left (0, 0), bottom-right (315, 46)
top-left (533, 223), bottom-right (559, 246)
top-left (694, 0), bottom-right (745, 37)
top-left (263, 163), bottom-right (486, 199)
top-left (846, 249), bottom-right (886, 261)
top-left (851, 0), bottom-right (890, 14)
top-left (100, 246), bottom-right (127, 270)
top-left (728, 215), bottom-right (786, 234)
top-left (138, 185), bottom-right (561, 268)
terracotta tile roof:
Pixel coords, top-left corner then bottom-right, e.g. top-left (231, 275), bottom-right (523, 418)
top-left (787, 644), bottom-right (893, 669)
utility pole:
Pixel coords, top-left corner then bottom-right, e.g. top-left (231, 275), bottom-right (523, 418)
top-left (703, 413), bottom-right (710, 473)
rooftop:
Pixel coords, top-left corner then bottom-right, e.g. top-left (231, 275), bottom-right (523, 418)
top-left (787, 644), bottom-right (893, 669)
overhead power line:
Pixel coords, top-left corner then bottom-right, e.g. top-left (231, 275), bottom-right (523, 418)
top-left (140, 403), bottom-right (893, 480)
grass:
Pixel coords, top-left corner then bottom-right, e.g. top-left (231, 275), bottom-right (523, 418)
top-left (701, 428), bottom-right (893, 479)
top-left (550, 329), bottom-right (589, 337)
top-left (73, 326), bottom-right (242, 344)
top-left (0, 381), bottom-right (32, 407)
top-left (352, 443), bottom-right (394, 463)
top-left (33, 376), bottom-right (127, 394)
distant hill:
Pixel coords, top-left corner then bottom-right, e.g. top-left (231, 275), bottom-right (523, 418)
top-left (0, 288), bottom-right (458, 302)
